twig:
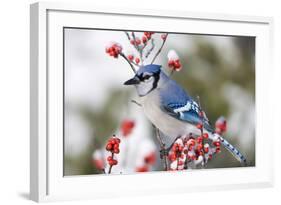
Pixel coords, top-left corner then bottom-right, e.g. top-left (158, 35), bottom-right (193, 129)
top-left (119, 52), bottom-right (137, 74)
top-left (151, 33), bottom-right (168, 64)
top-left (154, 127), bottom-right (169, 171)
top-left (124, 31), bottom-right (131, 41)
top-left (108, 152), bottom-right (114, 174)
top-left (169, 69), bottom-right (174, 77)
top-left (131, 32), bottom-right (143, 65)
top-left (196, 96), bottom-right (206, 167)
top-left (145, 38), bottom-right (155, 59)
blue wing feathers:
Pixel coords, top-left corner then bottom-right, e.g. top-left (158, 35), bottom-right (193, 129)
top-left (159, 79), bottom-right (212, 131)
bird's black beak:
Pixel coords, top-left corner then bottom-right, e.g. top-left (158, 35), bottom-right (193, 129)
top-left (123, 76), bottom-right (140, 85)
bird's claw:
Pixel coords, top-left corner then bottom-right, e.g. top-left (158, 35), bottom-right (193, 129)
top-left (159, 148), bottom-right (169, 159)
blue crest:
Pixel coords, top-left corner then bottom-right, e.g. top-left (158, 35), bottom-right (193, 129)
top-left (136, 64), bottom-right (161, 75)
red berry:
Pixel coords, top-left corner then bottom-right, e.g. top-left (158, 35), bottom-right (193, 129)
top-left (204, 147), bottom-right (209, 153)
top-left (161, 34), bottom-right (167, 40)
top-left (216, 147), bottom-right (221, 153)
top-left (203, 133), bottom-right (209, 139)
top-left (116, 138), bottom-right (121, 143)
top-left (144, 152), bottom-right (156, 165)
top-left (127, 55), bottom-right (134, 61)
top-left (108, 47), bottom-right (113, 52)
top-left (190, 139), bottom-right (195, 146)
top-left (168, 153), bottom-right (176, 161)
top-left (107, 156), bottom-right (113, 161)
top-left (178, 146), bottom-right (183, 152)
top-left (93, 159), bottom-right (104, 170)
top-left (197, 136), bottom-right (203, 143)
top-left (109, 138), bottom-right (115, 144)
top-left (135, 38), bottom-right (141, 45)
top-left (196, 123), bottom-right (203, 129)
top-left (114, 148), bottom-right (120, 154)
top-left (213, 141), bottom-right (221, 147)
top-left (121, 120), bottom-right (135, 137)
top-left (174, 60), bottom-right (181, 69)
top-left (144, 32), bottom-right (151, 39)
top-left (108, 160), bottom-right (114, 166)
top-left (136, 166), bottom-right (149, 172)
top-left (106, 144), bottom-right (112, 151)
top-left (215, 117), bottom-right (227, 133)
top-left (130, 39), bottom-right (135, 45)
top-left (112, 160), bottom-right (118, 165)
top-left (142, 36), bottom-right (147, 44)
top-left (197, 144), bottom-right (203, 150)
top-left (135, 58), bottom-right (140, 64)
top-left (168, 60), bottom-right (174, 68)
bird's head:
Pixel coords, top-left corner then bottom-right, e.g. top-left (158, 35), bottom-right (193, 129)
top-left (124, 64), bottom-right (162, 97)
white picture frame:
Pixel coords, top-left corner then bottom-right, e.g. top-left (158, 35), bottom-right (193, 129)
top-left (30, 2), bottom-right (274, 202)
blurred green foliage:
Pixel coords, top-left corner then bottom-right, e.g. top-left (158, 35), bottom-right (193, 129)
top-left (64, 89), bottom-right (131, 175)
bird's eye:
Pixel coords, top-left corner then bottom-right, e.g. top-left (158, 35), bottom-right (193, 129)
top-left (143, 75), bottom-right (151, 80)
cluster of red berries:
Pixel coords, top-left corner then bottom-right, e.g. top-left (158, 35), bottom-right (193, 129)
top-left (130, 37), bottom-right (142, 46)
top-left (129, 31), bottom-right (155, 46)
top-left (167, 129), bottom-right (223, 170)
top-left (106, 136), bottom-right (121, 166)
top-left (213, 137), bottom-right (221, 153)
top-left (168, 141), bottom-right (185, 170)
top-left (215, 116), bottom-right (227, 134)
top-left (168, 59), bottom-right (182, 71)
top-left (127, 54), bottom-right (140, 65)
top-left (143, 31), bottom-right (155, 40)
top-left (167, 50), bottom-right (182, 71)
top-left (105, 42), bottom-right (122, 58)
top-left (169, 142), bottom-right (184, 162)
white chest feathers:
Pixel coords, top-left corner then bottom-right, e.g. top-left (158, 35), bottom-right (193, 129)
top-left (140, 90), bottom-right (200, 139)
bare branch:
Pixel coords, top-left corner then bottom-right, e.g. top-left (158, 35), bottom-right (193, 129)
top-left (196, 95), bottom-right (206, 167)
top-left (108, 152), bottom-right (114, 174)
top-left (131, 32), bottom-right (143, 65)
top-left (124, 31), bottom-right (131, 41)
top-left (154, 127), bottom-right (169, 171)
top-left (151, 33), bottom-right (169, 64)
top-left (169, 69), bottom-right (174, 77)
top-left (119, 52), bottom-right (137, 74)
top-left (145, 38), bottom-right (155, 59)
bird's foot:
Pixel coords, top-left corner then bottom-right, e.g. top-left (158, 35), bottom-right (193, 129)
top-left (159, 136), bottom-right (182, 159)
top-left (159, 148), bottom-right (169, 159)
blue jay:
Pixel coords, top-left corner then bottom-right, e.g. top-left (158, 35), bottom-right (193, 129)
top-left (124, 64), bottom-right (247, 165)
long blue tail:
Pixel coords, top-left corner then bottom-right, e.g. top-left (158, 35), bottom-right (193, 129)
top-left (204, 124), bottom-right (247, 166)
top-left (218, 135), bottom-right (247, 166)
